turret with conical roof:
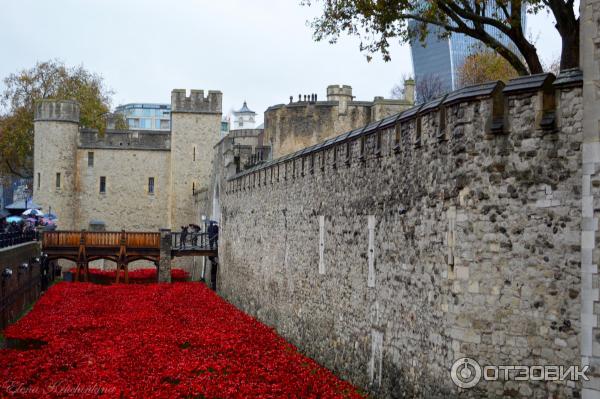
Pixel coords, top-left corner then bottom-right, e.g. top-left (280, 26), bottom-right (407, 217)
top-left (232, 101), bottom-right (256, 129)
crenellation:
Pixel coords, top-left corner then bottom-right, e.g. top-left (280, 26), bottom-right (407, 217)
top-left (228, 75), bottom-right (582, 194)
top-left (78, 128), bottom-right (171, 150)
top-left (170, 88), bottom-right (222, 114)
top-left (504, 73), bottom-right (557, 132)
top-left (34, 99), bottom-right (80, 123)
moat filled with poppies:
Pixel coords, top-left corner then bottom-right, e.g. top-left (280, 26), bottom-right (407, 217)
top-left (0, 282), bottom-right (364, 398)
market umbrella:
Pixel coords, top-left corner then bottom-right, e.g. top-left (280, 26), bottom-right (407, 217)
top-left (22, 209), bottom-right (43, 217)
top-left (40, 218), bottom-right (56, 226)
top-left (6, 216), bottom-right (23, 223)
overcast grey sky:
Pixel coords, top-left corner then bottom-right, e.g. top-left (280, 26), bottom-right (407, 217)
top-left (1, 0), bottom-right (562, 124)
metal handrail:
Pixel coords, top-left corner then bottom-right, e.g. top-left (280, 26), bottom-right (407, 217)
top-left (172, 232), bottom-right (216, 250)
top-left (0, 231), bottom-right (39, 249)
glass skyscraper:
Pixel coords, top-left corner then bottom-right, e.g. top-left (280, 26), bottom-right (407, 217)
top-left (114, 103), bottom-right (171, 130)
top-left (410, 3), bottom-right (526, 101)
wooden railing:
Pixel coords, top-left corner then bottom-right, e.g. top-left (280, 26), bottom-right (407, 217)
top-left (42, 231), bottom-right (81, 248)
top-left (42, 231), bottom-right (160, 250)
top-left (126, 232), bottom-right (161, 248)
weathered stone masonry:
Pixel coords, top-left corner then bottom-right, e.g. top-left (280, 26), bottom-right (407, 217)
top-left (580, 1), bottom-right (600, 398)
top-left (219, 73), bottom-right (584, 398)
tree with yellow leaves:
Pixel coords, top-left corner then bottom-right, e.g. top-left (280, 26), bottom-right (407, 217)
top-left (0, 60), bottom-right (124, 178)
top-left (458, 50), bottom-right (519, 87)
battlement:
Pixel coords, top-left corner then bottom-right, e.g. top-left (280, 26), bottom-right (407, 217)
top-left (228, 70), bottom-right (583, 189)
top-left (79, 128), bottom-right (171, 151)
top-left (326, 84), bottom-right (353, 101)
top-left (34, 100), bottom-right (80, 123)
top-left (171, 89), bottom-right (222, 114)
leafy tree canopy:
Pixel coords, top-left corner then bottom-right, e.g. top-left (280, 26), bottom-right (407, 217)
top-left (302, 1), bottom-right (579, 75)
top-left (458, 48), bottom-right (519, 86)
top-left (0, 60), bottom-right (121, 178)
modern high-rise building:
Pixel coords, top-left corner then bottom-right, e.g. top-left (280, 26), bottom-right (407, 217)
top-left (410, 4), bottom-right (526, 101)
top-left (221, 117), bottom-right (230, 138)
top-left (114, 103), bottom-right (171, 130)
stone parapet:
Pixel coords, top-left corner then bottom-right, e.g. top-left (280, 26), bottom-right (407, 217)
top-left (171, 89), bottom-right (222, 114)
top-left (34, 100), bottom-right (80, 123)
top-left (229, 73), bottom-right (580, 186)
top-left (79, 128), bottom-right (171, 151)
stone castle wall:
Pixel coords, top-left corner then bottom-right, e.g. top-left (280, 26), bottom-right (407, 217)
top-left (265, 102), bottom-right (370, 158)
top-left (580, 0), bottom-right (600, 397)
top-left (33, 89), bottom-right (222, 274)
top-left (264, 85), bottom-right (413, 159)
top-left (74, 148), bottom-right (171, 231)
top-left (219, 75), bottom-right (583, 397)
top-left (0, 242), bottom-right (42, 329)
top-left (33, 101), bottom-right (80, 230)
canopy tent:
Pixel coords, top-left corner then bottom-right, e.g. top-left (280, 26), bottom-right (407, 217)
top-left (0, 209), bottom-right (9, 219)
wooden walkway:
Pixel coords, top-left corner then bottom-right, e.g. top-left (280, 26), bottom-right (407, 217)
top-left (42, 230), bottom-right (217, 283)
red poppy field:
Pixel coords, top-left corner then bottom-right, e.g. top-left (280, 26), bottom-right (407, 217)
top-left (0, 282), bottom-right (364, 398)
top-left (67, 268), bottom-right (189, 284)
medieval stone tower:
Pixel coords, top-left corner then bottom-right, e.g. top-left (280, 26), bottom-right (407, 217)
top-left (32, 88), bottom-right (222, 237)
top-left (169, 89), bottom-right (222, 229)
top-left (33, 100), bottom-right (80, 229)
top-left (326, 84), bottom-right (353, 113)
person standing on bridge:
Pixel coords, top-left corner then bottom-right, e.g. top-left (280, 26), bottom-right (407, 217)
top-left (190, 224), bottom-right (200, 247)
top-left (208, 221), bottom-right (219, 250)
top-left (180, 225), bottom-right (188, 249)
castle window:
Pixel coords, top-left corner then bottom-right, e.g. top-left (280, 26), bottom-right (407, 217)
top-left (88, 152), bottom-right (94, 167)
top-left (37, 173), bottom-right (40, 190)
top-left (148, 177), bottom-right (155, 194)
top-left (55, 173), bottom-right (61, 189)
top-left (193, 147), bottom-right (196, 162)
top-left (99, 176), bottom-right (106, 194)
top-left (192, 182), bottom-right (195, 195)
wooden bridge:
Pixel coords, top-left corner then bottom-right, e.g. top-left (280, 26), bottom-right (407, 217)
top-left (42, 230), bottom-right (217, 283)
